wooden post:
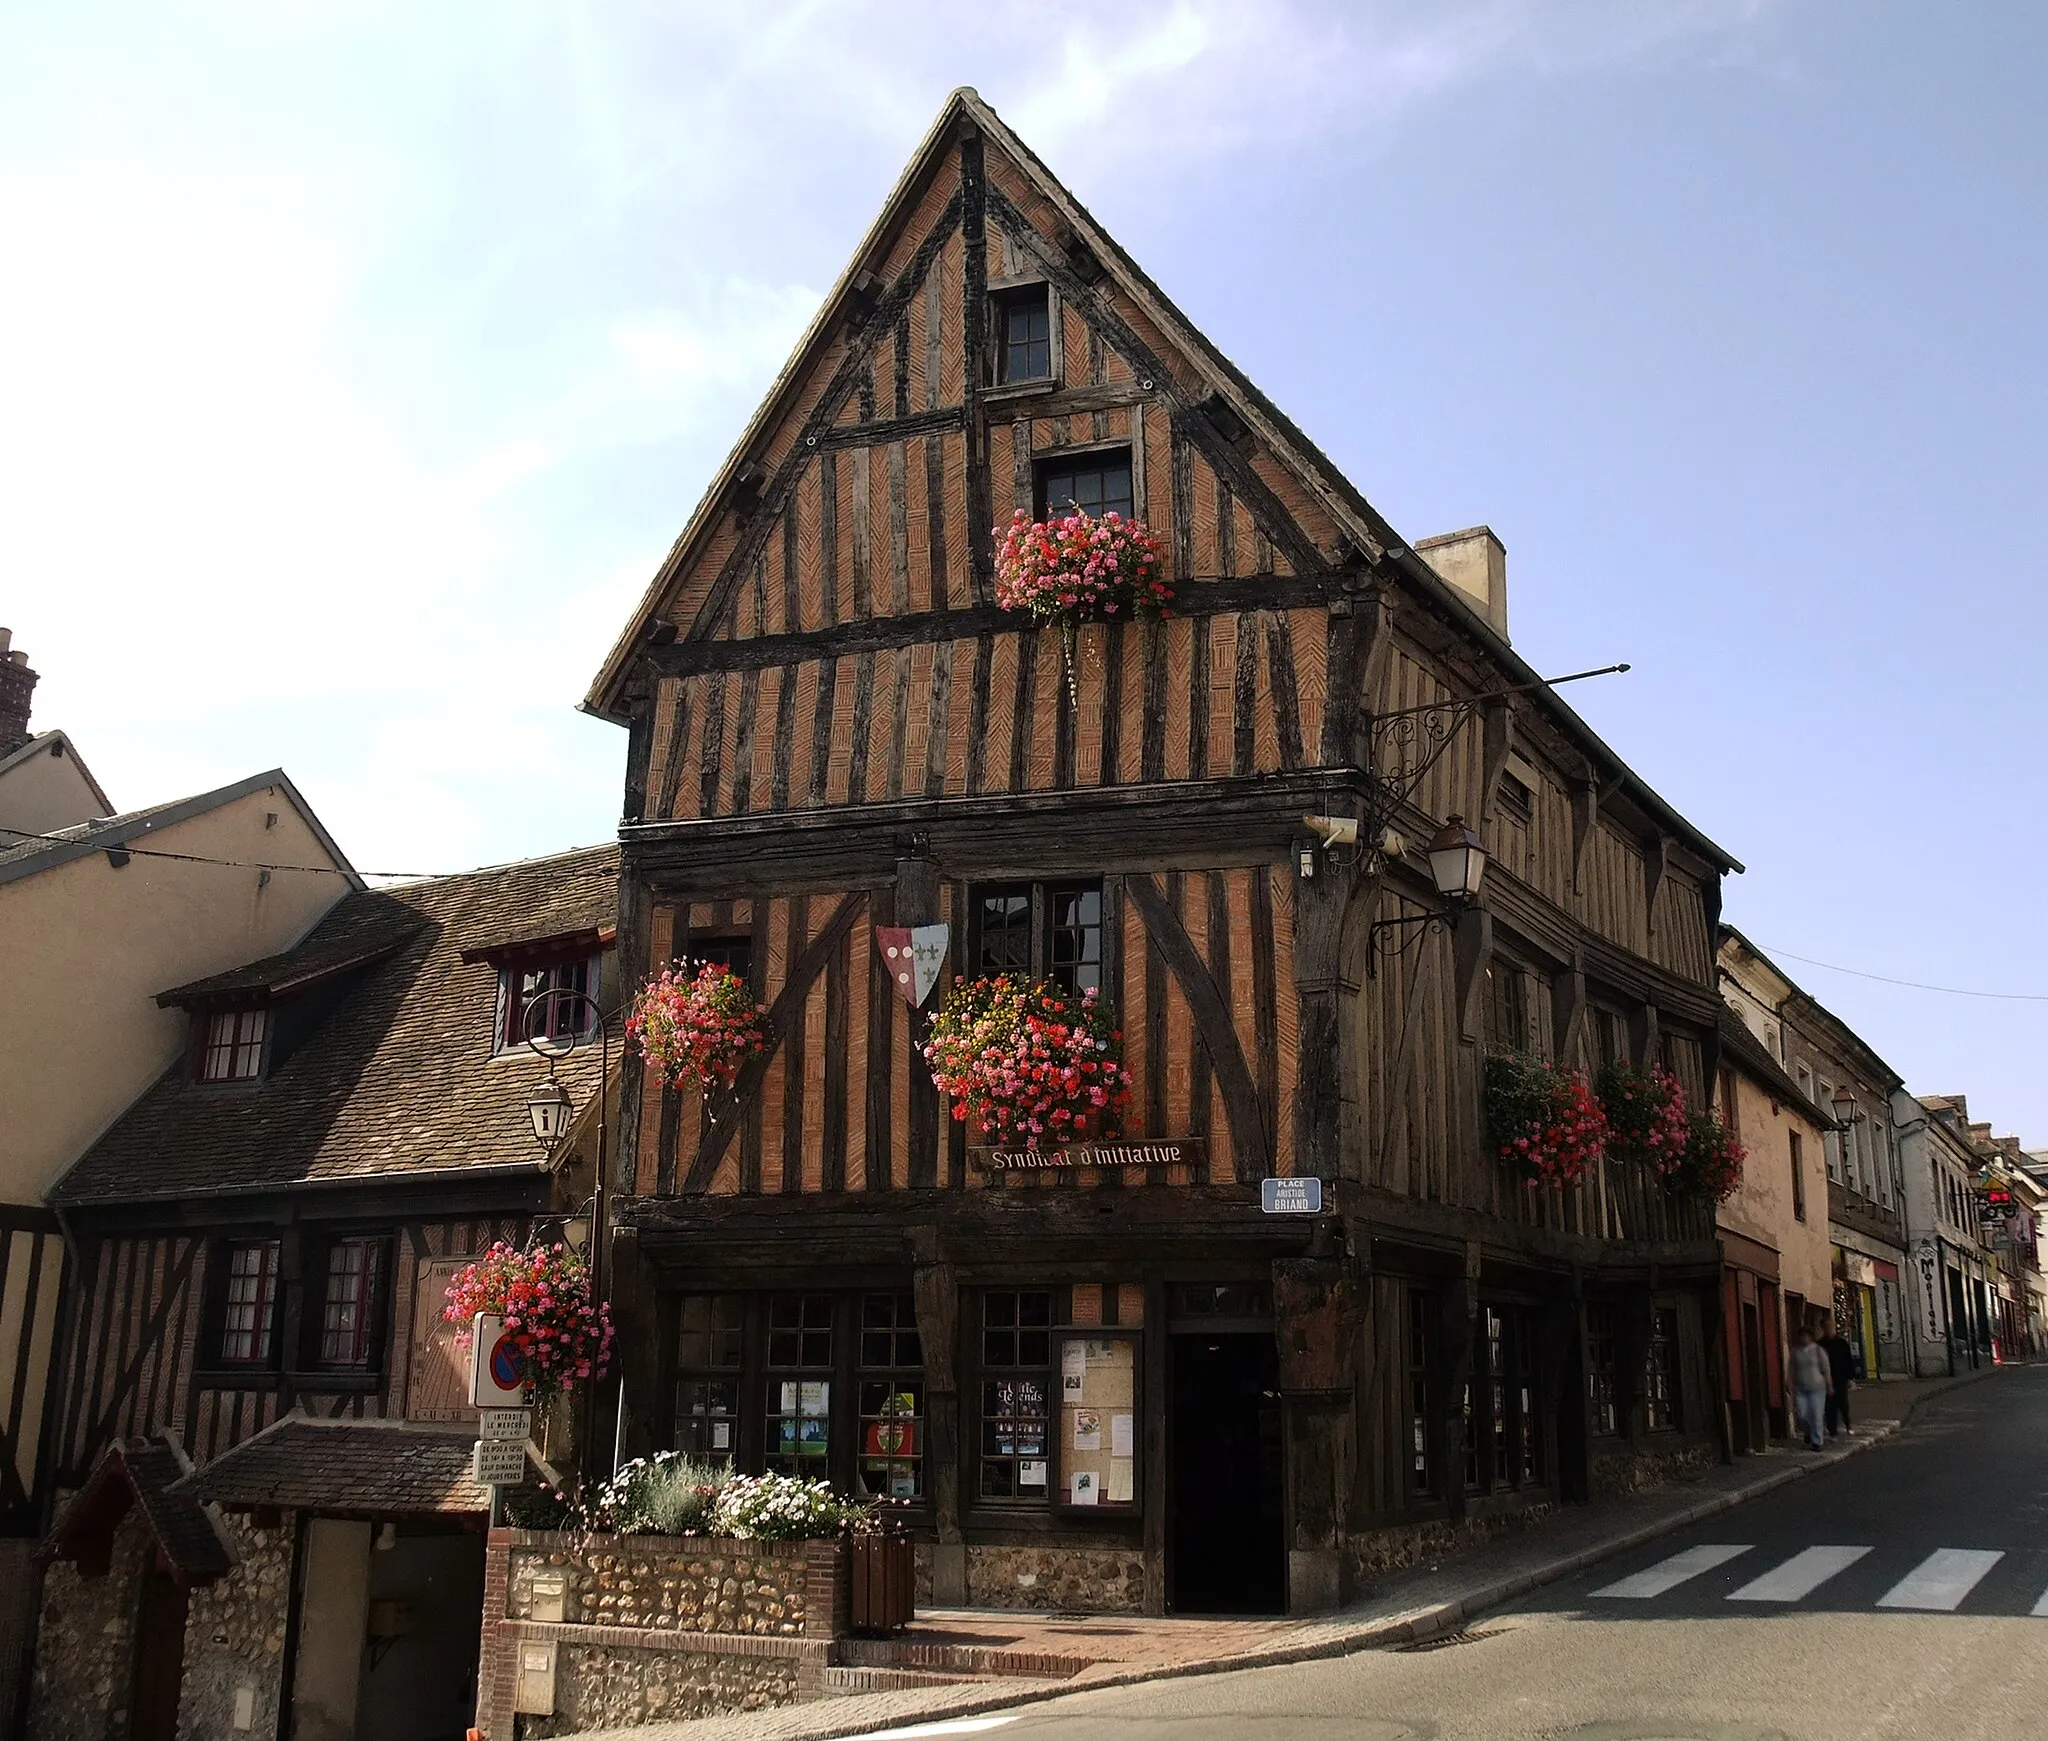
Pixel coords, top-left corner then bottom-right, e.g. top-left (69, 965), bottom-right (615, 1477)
top-left (912, 1255), bottom-right (964, 1605)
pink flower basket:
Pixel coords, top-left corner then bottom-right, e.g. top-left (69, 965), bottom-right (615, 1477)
top-left (992, 508), bottom-right (1171, 626)
top-left (443, 1241), bottom-right (614, 1401)
top-left (627, 960), bottom-right (769, 1094)
top-left (921, 974), bottom-right (1132, 1150)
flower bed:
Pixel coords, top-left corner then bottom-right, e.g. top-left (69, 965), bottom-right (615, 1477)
top-left (443, 1242), bottom-right (613, 1400)
top-left (1483, 1051), bottom-right (1608, 1188)
top-left (1595, 1062), bottom-right (1690, 1172)
top-left (629, 960), bottom-right (769, 1093)
top-left (921, 975), bottom-right (1130, 1149)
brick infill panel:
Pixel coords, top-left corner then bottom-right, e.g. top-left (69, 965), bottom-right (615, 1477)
top-left (833, 1639), bottom-right (1088, 1680)
top-left (501, 1618), bottom-right (830, 1664)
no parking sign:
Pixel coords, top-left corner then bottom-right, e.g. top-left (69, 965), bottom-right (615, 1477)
top-left (469, 1313), bottom-right (527, 1407)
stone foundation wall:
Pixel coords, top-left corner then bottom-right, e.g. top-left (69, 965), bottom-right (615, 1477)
top-left (516, 1637), bottom-right (810, 1736)
top-left (175, 1513), bottom-right (293, 1741)
top-left (28, 1510), bottom-right (153, 1741)
top-left (964, 1544), bottom-right (1146, 1613)
top-left (1589, 1435), bottom-right (1718, 1499)
top-left (1345, 1498), bottom-right (1556, 1593)
top-left (504, 1531), bottom-right (825, 1636)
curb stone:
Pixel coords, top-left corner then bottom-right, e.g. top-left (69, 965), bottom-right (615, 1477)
top-left (564, 1368), bottom-right (2006, 1741)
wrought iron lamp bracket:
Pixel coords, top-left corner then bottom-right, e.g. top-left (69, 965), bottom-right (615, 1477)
top-left (1365, 906), bottom-right (1454, 978)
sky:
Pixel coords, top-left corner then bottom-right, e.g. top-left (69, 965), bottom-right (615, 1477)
top-left (2, 1), bottom-right (2044, 1139)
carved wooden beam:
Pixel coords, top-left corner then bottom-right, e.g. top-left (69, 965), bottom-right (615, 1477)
top-left (1479, 698), bottom-right (1516, 826)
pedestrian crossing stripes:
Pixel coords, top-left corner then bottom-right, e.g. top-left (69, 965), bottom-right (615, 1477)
top-left (1589, 1544), bottom-right (2036, 1612)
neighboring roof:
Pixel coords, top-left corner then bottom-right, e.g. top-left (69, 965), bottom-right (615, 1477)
top-left (0, 728), bottom-right (113, 812)
top-left (1717, 1012), bottom-right (1840, 1131)
top-left (39, 1435), bottom-right (236, 1584)
top-left (582, 87), bottom-right (1739, 874)
top-left (157, 917), bottom-right (422, 1008)
top-left (1718, 924), bottom-right (1906, 1092)
top-left (0, 767), bottom-right (359, 891)
top-left (178, 1414), bottom-right (490, 1515)
top-left (52, 843), bottom-right (617, 1204)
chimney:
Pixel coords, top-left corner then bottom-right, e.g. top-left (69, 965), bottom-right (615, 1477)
top-left (0, 629), bottom-right (37, 755)
top-left (1416, 527), bottom-right (1508, 642)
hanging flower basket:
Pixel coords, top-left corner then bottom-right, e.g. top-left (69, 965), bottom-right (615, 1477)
top-left (443, 1241), bottom-right (615, 1401)
top-left (993, 507), bottom-right (1172, 626)
top-left (628, 960), bottom-right (769, 1093)
top-left (1666, 1113), bottom-right (1746, 1201)
top-left (1484, 1051), bottom-right (1608, 1188)
top-left (921, 974), bottom-right (1131, 1150)
top-left (1595, 1062), bottom-right (1691, 1171)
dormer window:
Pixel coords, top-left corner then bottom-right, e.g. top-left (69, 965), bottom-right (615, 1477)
top-left (200, 1008), bottom-right (269, 1082)
top-left (994, 284), bottom-right (1053, 385)
top-left (501, 954), bottom-right (599, 1053)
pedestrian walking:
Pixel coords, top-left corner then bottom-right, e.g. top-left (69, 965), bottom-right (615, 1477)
top-left (1788, 1326), bottom-right (1831, 1450)
top-left (1819, 1317), bottom-right (1856, 1436)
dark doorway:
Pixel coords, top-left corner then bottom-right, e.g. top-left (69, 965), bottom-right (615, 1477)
top-left (1738, 1300), bottom-right (1768, 1452)
top-left (131, 1562), bottom-right (189, 1741)
top-left (1170, 1333), bottom-right (1284, 1614)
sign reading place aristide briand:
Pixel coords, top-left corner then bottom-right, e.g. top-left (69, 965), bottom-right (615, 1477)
top-left (969, 1139), bottom-right (1208, 1173)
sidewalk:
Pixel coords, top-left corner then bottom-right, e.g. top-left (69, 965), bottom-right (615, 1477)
top-left (560, 1363), bottom-right (2007, 1741)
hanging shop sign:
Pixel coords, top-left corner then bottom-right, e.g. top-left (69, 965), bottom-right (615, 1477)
top-left (874, 925), bottom-right (949, 1008)
top-left (970, 1138), bottom-right (1207, 1174)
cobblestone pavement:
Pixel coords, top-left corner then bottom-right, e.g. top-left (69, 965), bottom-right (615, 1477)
top-left (556, 1365), bottom-right (2008, 1741)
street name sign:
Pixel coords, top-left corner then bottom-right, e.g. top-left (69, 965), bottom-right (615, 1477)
top-left (1261, 1177), bottom-right (1322, 1214)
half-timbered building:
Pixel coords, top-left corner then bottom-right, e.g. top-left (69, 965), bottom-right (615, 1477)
top-left (583, 89), bottom-right (1740, 1617)
top-left (30, 845), bottom-right (615, 1741)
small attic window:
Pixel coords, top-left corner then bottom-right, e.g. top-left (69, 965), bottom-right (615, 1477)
top-left (501, 954), bottom-right (599, 1054)
top-left (993, 285), bottom-right (1053, 385)
top-left (199, 1009), bottom-right (269, 1082)
top-left (1035, 450), bottom-right (1133, 522)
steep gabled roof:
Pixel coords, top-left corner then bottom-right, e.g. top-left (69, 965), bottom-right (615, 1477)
top-left (0, 728), bottom-right (113, 813)
top-left (39, 1435), bottom-right (236, 1584)
top-left (583, 86), bottom-right (1737, 871)
top-left (0, 767), bottom-right (358, 890)
top-left (51, 843), bottom-right (617, 1204)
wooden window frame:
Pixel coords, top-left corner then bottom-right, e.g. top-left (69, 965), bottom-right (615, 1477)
top-left (1466, 1301), bottom-right (1545, 1495)
top-left (856, 1291), bottom-right (926, 1503)
top-left (1791, 1131), bottom-right (1807, 1222)
top-left (202, 1239), bottom-right (283, 1378)
top-left (1032, 449), bottom-right (1134, 524)
top-left (671, 1292), bottom-right (746, 1463)
top-left (1645, 1306), bottom-right (1682, 1432)
top-left (967, 881), bottom-right (1105, 999)
top-left (309, 1236), bottom-right (387, 1372)
top-left (197, 1007), bottom-right (270, 1083)
top-left (498, 952), bottom-right (600, 1055)
top-left (972, 1286), bottom-right (1057, 1510)
top-left (986, 277), bottom-right (1061, 395)
top-left (1585, 1303), bottom-right (1620, 1437)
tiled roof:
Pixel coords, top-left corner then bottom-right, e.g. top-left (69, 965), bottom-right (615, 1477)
top-left (40, 1435), bottom-right (236, 1582)
top-left (178, 1415), bottom-right (491, 1514)
top-left (1717, 1011), bottom-right (1840, 1132)
top-left (157, 911), bottom-right (423, 1006)
top-left (52, 843), bottom-right (617, 1203)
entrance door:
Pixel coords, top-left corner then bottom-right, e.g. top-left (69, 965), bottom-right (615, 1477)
top-left (1170, 1333), bottom-right (1284, 1614)
top-left (131, 1563), bottom-right (189, 1741)
top-left (1739, 1302), bottom-right (1768, 1451)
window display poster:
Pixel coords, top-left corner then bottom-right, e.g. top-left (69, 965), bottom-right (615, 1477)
top-left (1020, 1458), bottom-right (1048, 1490)
top-left (1059, 1334), bottom-right (1138, 1508)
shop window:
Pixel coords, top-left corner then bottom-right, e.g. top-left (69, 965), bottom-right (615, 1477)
top-left (674, 1294), bottom-right (744, 1461)
top-left (764, 1294), bottom-right (833, 1476)
top-left (212, 1240), bottom-right (281, 1367)
top-left (970, 884), bottom-right (1103, 998)
top-left (1586, 1304), bottom-right (1619, 1436)
top-left (1466, 1305), bottom-right (1543, 1493)
top-left (858, 1293), bottom-right (925, 1501)
top-left (200, 1008), bottom-right (269, 1082)
top-left (1034, 451), bottom-right (1133, 522)
top-left (993, 285), bottom-right (1053, 385)
top-left (1646, 1307), bottom-right (1681, 1431)
top-left (314, 1238), bottom-right (383, 1368)
top-left (1407, 1289), bottom-right (1436, 1497)
top-left (978, 1290), bottom-right (1053, 1503)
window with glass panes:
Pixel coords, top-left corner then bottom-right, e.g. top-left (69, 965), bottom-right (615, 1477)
top-left (1034, 453), bottom-right (1133, 522)
top-left (1646, 1306), bottom-right (1681, 1430)
top-left (978, 1290), bottom-right (1052, 1503)
top-left (504, 956), bottom-right (597, 1050)
top-left (764, 1294), bottom-right (834, 1475)
top-left (674, 1294), bottom-right (744, 1461)
top-left (995, 287), bottom-right (1052, 384)
top-left (1484, 964), bottom-right (1527, 1052)
top-left (1407, 1289), bottom-right (1436, 1496)
top-left (1586, 1303), bottom-right (1620, 1436)
top-left (317, 1239), bottom-right (381, 1367)
top-left (1473, 1305), bottom-right (1543, 1490)
top-left (201, 1009), bottom-right (269, 1082)
top-left (217, 1241), bottom-right (280, 1365)
top-left (970, 882), bottom-right (1103, 999)
top-left (857, 1293), bottom-right (925, 1500)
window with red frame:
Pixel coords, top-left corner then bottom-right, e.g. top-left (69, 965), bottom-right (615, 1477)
top-left (200, 1009), bottom-right (269, 1082)
top-left (317, 1238), bottom-right (382, 1367)
top-left (501, 956), bottom-right (597, 1051)
top-left (217, 1240), bottom-right (280, 1364)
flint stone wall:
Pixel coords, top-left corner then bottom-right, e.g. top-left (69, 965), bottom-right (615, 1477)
top-left (175, 1513), bottom-right (292, 1741)
top-left (963, 1544), bottom-right (1146, 1613)
top-left (505, 1531), bottom-right (823, 1635)
top-left (1589, 1436), bottom-right (1718, 1499)
top-left (28, 1508), bottom-right (153, 1741)
top-left (517, 1640), bottom-right (807, 1737)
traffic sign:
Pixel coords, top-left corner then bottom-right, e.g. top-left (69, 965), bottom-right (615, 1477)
top-left (473, 1437), bottom-right (528, 1487)
top-left (1261, 1177), bottom-right (1323, 1215)
top-left (479, 1408), bottom-right (533, 1442)
top-left (469, 1314), bottom-right (526, 1407)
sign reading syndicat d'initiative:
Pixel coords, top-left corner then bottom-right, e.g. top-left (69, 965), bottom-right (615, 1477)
top-left (967, 1140), bottom-right (1324, 1214)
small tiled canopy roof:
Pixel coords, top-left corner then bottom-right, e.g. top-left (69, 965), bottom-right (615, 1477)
top-left (52, 842), bottom-right (616, 1202)
top-left (178, 1415), bottom-right (492, 1516)
top-left (39, 1436), bottom-right (236, 1584)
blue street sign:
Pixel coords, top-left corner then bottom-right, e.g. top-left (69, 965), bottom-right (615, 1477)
top-left (1261, 1177), bottom-right (1323, 1215)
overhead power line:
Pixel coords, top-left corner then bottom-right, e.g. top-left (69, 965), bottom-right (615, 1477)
top-left (1757, 944), bottom-right (2048, 1005)
top-left (0, 822), bottom-right (442, 882)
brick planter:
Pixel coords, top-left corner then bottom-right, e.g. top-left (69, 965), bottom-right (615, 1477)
top-left (476, 1529), bottom-right (851, 1737)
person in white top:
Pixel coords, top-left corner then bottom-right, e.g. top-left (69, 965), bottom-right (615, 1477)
top-left (1787, 1325), bottom-right (1831, 1451)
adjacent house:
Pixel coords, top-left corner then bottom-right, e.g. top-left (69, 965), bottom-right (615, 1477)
top-left (577, 87), bottom-right (1740, 1620)
top-left (1892, 1092), bottom-right (2001, 1376)
top-left (30, 844), bottom-right (616, 1741)
top-left (0, 630), bottom-right (112, 839)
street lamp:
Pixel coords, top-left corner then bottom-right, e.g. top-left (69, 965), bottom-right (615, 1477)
top-left (1830, 1085), bottom-right (1857, 1127)
top-left (1367, 814), bottom-right (1488, 975)
top-left (526, 1075), bottom-right (574, 1147)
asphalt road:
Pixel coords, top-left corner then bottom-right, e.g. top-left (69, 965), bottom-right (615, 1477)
top-left (870, 1367), bottom-right (2048, 1741)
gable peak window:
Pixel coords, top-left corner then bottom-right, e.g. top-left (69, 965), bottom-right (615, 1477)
top-left (501, 953), bottom-right (598, 1053)
top-left (1034, 451), bottom-right (1133, 524)
top-left (200, 1007), bottom-right (269, 1082)
top-left (971, 880), bottom-right (1103, 998)
top-left (993, 284), bottom-right (1053, 385)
